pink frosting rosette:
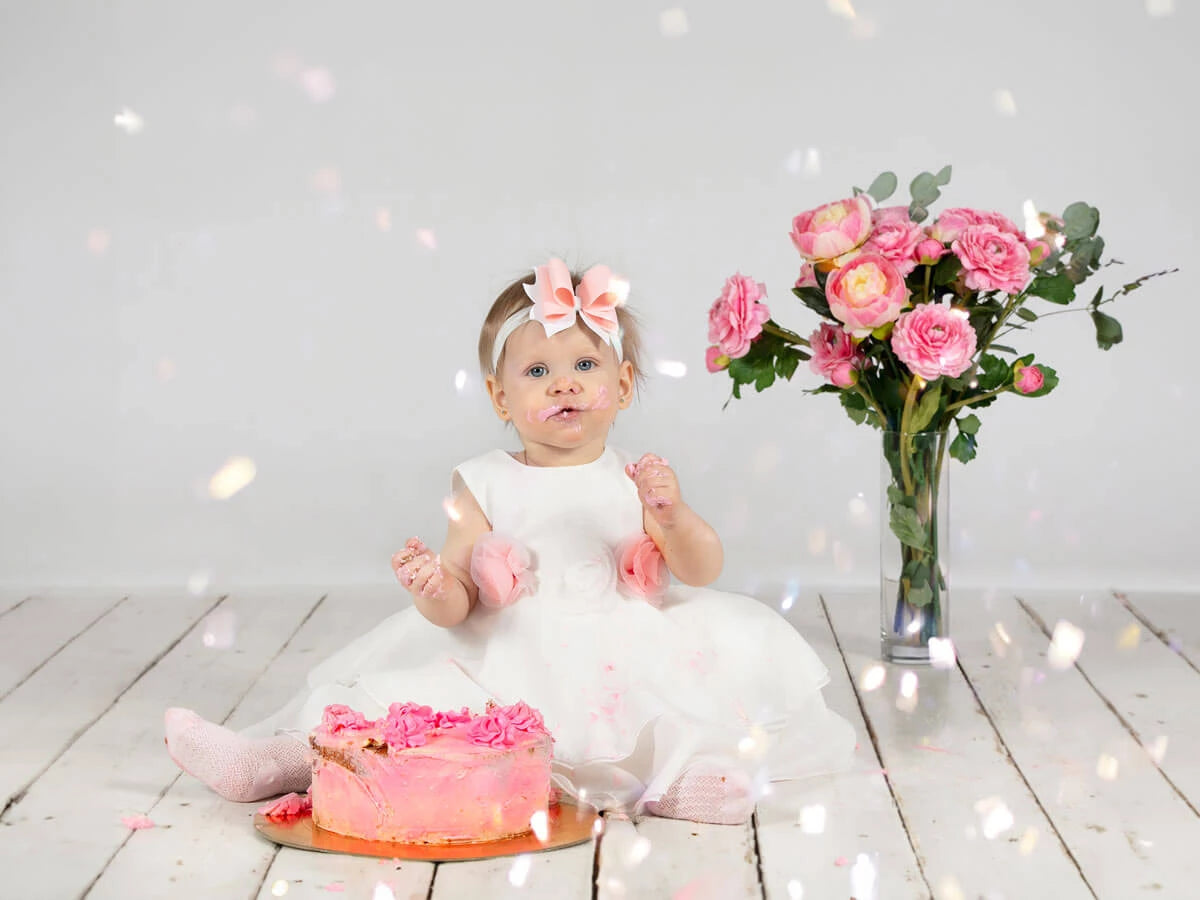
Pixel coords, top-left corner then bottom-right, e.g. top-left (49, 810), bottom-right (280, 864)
top-left (467, 711), bottom-right (518, 748)
top-left (433, 706), bottom-right (473, 729)
top-left (470, 532), bottom-right (535, 609)
top-left (862, 206), bottom-right (925, 277)
top-left (382, 702), bottom-right (436, 750)
top-left (808, 322), bottom-right (866, 388)
top-left (825, 253), bottom-right (909, 338)
top-left (891, 304), bottom-right (977, 381)
top-left (790, 195), bottom-right (873, 263)
top-left (707, 273), bottom-right (770, 360)
top-left (953, 224), bottom-right (1032, 295)
top-left (496, 700), bottom-right (548, 735)
top-left (320, 704), bottom-right (373, 735)
top-left (616, 533), bottom-right (669, 607)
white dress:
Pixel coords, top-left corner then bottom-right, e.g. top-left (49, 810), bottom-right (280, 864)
top-left (251, 447), bottom-right (855, 811)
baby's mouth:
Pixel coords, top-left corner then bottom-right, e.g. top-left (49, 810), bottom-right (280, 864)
top-left (538, 404), bottom-right (583, 423)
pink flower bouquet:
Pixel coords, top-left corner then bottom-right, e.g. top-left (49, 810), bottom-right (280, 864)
top-left (706, 166), bottom-right (1175, 660)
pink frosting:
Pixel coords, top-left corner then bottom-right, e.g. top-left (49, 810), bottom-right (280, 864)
top-left (617, 533), bottom-right (669, 606)
top-left (382, 702), bottom-right (437, 750)
top-left (495, 700), bottom-right (548, 735)
top-left (258, 792), bottom-right (312, 820)
top-left (434, 706), bottom-right (473, 729)
top-left (470, 532), bottom-right (536, 609)
top-left (321, 704), bottom-right (373, 735)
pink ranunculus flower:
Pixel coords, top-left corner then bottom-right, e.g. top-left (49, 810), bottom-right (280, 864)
top-left (705, 345), bottom-right (730, 372)
top-left (825, 253), bottom-right (910, 338)
top-left (862, 206), bottom-right (925, 276)
top-left (495, 700), bottom-right (547, 735)
top-left (953, 224), bottom-right (1032, 294)
top-left (891, 304), bottom-right (978, 381)
top-left (794, 261), bottom-right (819, 289)
top-left (808, 322), bottom-right (866, 388)
top-left (1014, 363), bottom-right (1045, 394)
top-left (707, 273), bottom-right (770, 359)
top-left (930, 207), bottom-right (1022, 244)
top-left (914, 237), bottom-right (947, 266)
top-left (790, 195), bottom-right (873, 262)
top-left (470, 532), bottom-right (535, 608)
top-left (320, 704), bottom-right (372, 735)
top-left (467, 711), bottom-right (518, 748)
top-left (617, 533), bottom-right (669, 607)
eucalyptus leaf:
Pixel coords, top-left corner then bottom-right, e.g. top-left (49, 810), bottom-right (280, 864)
top-left (957, 413), bottom-right (981, 435)
top-left (909, 204), bottom-right (929, 224)
top-left (867, 171), bottom-right (898, 203)
top-left (935, 165), bottom-right (952, 186)
top-left (890, 504), bottom-right (931, 552)
top-left (1063, 201), bottom-right (1100, 240)
top-left (1092, 310), bottom-right (1124, 349)
top-left (910, 172), bottom-right (941, 207)
top-left (1027, 272), bottom-right (1076, 304)
top-left (949, 431), bottom-right (978, 463)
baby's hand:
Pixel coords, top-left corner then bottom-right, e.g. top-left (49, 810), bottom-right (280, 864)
top-left (625, 453), bottom-right (682, 527)
top-left (391, 538), bottom-right (447, 601)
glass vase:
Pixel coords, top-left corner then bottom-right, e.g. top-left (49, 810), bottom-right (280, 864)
top-left (880, 429), bottom-right (950, 664)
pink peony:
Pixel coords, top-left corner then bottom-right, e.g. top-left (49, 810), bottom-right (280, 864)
top-left (914, 237), bottom-right (947, 266)
top-left (617, 533), bottom-right (669, 606)
top-left (705, 345), bottom-right (730, 373)
top-left (467, 711), bottom-right (518, 748)
top-left (433, 706), bottom-right (473, 729)
top-left (930, 208), bottom-right (1022, 243)
top-left (382, 702), bottom-right (436, 750)
top-left (825, 253), bottom-right (909, 338)
top-left (320, 704), bottom-right (372, 735)
top-left (790, 195), bottom-right (873, 262)
top-left (953, 224), bottom-right (1032, 294)
top-left (808, 322), bottom-right (866, 388)
top-left (258, 793), bottom-right (312, 820)
top-left (469, 532), bottom-right (535, 609)
top-left (794, 261), bottom-right (819, 289)
top-left (891, 304), bottom-right (978, 381)
top-left (862, 206), bottom-right (924, 276)
top-left (707, 273), bottom-right (770, 359)
top-left (1014, 363), bottom-right (1045, 394)
top-left (495, 700), bottom-right (547, 735)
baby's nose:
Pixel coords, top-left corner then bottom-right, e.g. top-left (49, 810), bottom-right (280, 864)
top-left (551, 376), bottom-right (581, 394)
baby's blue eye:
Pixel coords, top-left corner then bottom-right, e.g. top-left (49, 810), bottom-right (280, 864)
top-left (576, 359), bottom-right (595, 372)
top-left (527, 365), bottom-right (548, 378)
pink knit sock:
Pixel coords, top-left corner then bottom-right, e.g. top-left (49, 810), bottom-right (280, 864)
top-left (164, 708), bottom-right (312, 802)
top-left (643, 763), bottom-right (755, 825)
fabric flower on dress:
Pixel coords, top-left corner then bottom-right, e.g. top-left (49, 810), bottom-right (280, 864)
top-left (617, 533), bottom-right (669, 607)
top-left (470, 532), bottom-right (536, 608)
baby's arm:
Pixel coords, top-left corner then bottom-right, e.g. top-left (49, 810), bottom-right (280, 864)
top-left (627, 454), bottom-right (724, 587)
top-left (391, 471), bottom-right (490, 627)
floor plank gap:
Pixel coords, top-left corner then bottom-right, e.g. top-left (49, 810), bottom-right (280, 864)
top-left (0, 595), bottom-right (32, 621)
top-left (246, 844), bottom-right (281, 900)
top-left (425, 863), bottom-right (439, 900)
top-left (1113, 590), bottom-right (1200, 676)
top-left (1018, 595), bottom-right (1200, 820)
top-left (818, 593), bottom-right (934, 898)
top-left (749, 810), bottom-right (765, 899)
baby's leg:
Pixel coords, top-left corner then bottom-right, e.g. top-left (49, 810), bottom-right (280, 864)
top-left (642, 761), bottom-right (755, 825)
top-left (164, 708), bottom-right (312, 802)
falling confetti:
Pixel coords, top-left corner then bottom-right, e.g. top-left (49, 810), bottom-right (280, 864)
top-left (786, 880), bottom-right (805, 899)
top-left (322, 883), bottom-right (345, 893)
top-left (654, 359), bottom-right (687, 378)
top-left (375, 208), bottom-right (393, 232)
top-left (208, 456), bottom-right (256, 500)
top-left (300, 67), bottom-right (336, 103)
top-left (200, 609), bottom-right (237, 649)
top-left (1047, 620), bottom-right (1085, 669)
top-left (659, 8), bottom-right (689, 38)
top-left (120, 814), bottom-right (155, 830)
top-left (86, 228), bottom-right (111, 256)
top-left (508, 854), bottom-right (532, 887)
top-left (114, 107), bottom-right (144, 134)
top-left (798, 804), bottom-right (826, 834)
top-left (415, 228), bottom-right (437, 250)
top-left (833, 856), bottom-right (849, 866)
top-left (372, 884), bottom-right (397, 900)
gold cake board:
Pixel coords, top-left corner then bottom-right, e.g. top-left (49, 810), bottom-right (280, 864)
top-left (254, 800), bottom-right (600, 862)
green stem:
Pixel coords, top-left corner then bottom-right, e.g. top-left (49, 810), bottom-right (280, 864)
top-left (898, 378), bottom-right (920, 494)
top-left (762, 321), bottom-right (810, 347)
top-left (853, 383), bottom-right (887, 430)
top-left (945, 386), bottom-right (1008, 415)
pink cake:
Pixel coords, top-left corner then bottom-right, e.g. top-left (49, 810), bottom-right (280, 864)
top-left (309, 700), bottom-right (553, 844)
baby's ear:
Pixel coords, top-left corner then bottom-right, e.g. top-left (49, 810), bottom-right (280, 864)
top-left (485, 374), bottom-right (509, 420)
top-left (617, 359), bottom-right (635, 409)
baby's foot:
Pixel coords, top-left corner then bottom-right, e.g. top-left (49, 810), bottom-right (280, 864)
top-left (164, 708), bottom-right (311, 802)
top-left (643, 763), bottom-right (755, 825)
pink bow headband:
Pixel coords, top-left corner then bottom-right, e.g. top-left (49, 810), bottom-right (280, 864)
top-left (490, 258), bottom-right (629, 372)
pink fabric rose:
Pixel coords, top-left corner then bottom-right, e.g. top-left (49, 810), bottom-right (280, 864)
top-left (707, 273), bottom-right (770, 359)
top-left (891, 304), bottom-right (978, 381)
top-left (470, 532), bottom-right (535, 609)
top-left (320, 704), bottom-right (372, 735)
top-left (705, 345), bottom-right (730, 372)
top-left (467, 711), bottom-right (518, 748)
top-left (433, 706), bottom-right (473, 729)
top-left (495, 700), bottom-right (547, 735)
top-left (790, 195), bottom-right (873, 262)
top-left (807, 322), bottom-right (866, 388)
top-left (914, 238), bottom-right (947, 266)
top-left (861, 206), bottom-right (924, 276)
top-left (258, 793), bottom-right (312, 820)
top-left (929, 207), bottom-right (1022, 243)
top-left (825, 253), bottom-right (909, 338)
top-left (794, 261), bottom-right (819, 289)
top-left (382, 702), bottom-right (436, 749)
top-left (1014, 363), bottom-right (1045, 394)
top-left (617, 533), bottom-right (669, 606)
top-left (953, 224), bottom-right (1032, 294)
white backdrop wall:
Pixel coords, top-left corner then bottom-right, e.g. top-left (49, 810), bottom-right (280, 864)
top-left (1, 0), bottom-right (1196, 597)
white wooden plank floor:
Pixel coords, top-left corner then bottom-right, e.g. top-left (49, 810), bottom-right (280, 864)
top-left (1, 586), bottom-right (1196, 899)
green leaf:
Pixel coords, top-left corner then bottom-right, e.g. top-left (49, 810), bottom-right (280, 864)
top-left (902, 558), bottom-right (931, 585)
top-left (775, 351), bottom-right (800, 380)
top-left (931, 253), bottom-right (962, 287)
top-left (949, 431), bottom-right (978, 463)
top-left (910, 171), bottom-right (941, 207)
top-left (1092, 310), bottom-right (1124, 350)
top-left (989, 344), bottom-right (1018, 354)
top-left (957, 413), bottom-right (981, 435)
top-left (888, 485), bottom-right (915, 509)
top-left (1016, 307), bottom-right (1038, 322)
top-left (909, 204), bottom-right (928, 224)
top-left (867, 171), bottom-right (898, 204)
top-left (934, 165), bottom-right (952, 186)
top-left (840, 389), bottom-right (869, 425)
top-left (889, 504), bottom-right (931, 552)
top-left (1027, 272), bottom-right (1076, 304)
top-left (908, 382), bottom-right (942, 433)
top-left (977, 353), bottom-right (1011, 391)
top-left (754, 366), bottom-right (776, 392)
top-left (792, 286), bottom-right (832, 319)
top-left (1062, 202), bottom-right (1100, 240)
top-left (906, 583), bottom-right (934, 608)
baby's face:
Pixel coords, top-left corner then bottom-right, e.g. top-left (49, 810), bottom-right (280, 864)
top-left (488, 321), bottom-right (633, 463)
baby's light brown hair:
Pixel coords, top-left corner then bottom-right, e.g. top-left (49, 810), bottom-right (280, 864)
top-left (477, 267), bottom-right (646, 394)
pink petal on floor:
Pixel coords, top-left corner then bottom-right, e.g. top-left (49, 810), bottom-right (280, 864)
top-left (834, 856), bottom-right (849, 866)
top-left (324, 884), bottom-right (346, 893)
top-left (121, 815), bottom-right (156, 830)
